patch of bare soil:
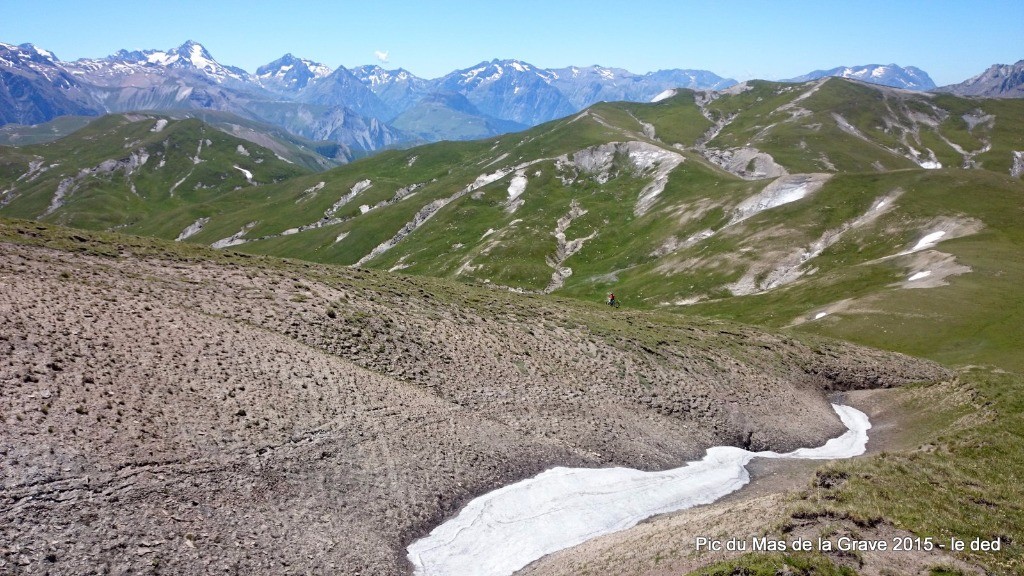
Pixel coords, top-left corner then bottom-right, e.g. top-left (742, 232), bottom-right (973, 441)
top-left (0, 241), bottom-right (948, 574)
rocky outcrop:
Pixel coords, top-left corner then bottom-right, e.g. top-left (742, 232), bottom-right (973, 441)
top-left (935, 60), bottom-right (1024, 99)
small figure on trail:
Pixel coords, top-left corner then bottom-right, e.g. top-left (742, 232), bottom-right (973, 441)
top-left (607, 292), bottom-right (619, 308)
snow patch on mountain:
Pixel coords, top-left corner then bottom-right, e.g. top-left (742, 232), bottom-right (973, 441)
top-left (729, 188), bottom-right (899, 295)
top-left (651, 89), bottom-right (677, 103)
top-left (506, 171), bottom-right (528, 213)
top-left (355, 158), bottom-right (552, 266)
top-left (785, 64), bottom-right (936, 91)
top-left (899, 251), bottom-right (972, 290)
top-left (233, 165), bottom-right (254, 184)
top-left (408, 404), bottom-right (870, 576)
top-left (731, 173), bottom-right (833, 225)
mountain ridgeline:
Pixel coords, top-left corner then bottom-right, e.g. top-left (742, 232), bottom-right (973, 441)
top-left (2, 78), bottom-right (1023, 366)
top-left (6, 39), bottom-right (1016, 161)
top-left (0, 40), bottom-right (738, 150)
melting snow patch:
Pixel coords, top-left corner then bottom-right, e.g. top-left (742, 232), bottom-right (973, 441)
top-left (897, 251), bottom-right (972, 290)
top-left (354, 159), bottom-right (551, 266)
top-left (233, 165), bottom-right (254, 184)
top-left (728, 188), bottom-right (900, 295)
top-left (150, 119), bottom-right (168, 133)
top-left (236, 144), bottom-right (250, 156)
top-left (814, 312), bottom-right (828, 320)
top-left (731, 174), bottom-right (832, 224)
top-left (651, 89), bottom-right (677, 103)
top-left (909, 231), bottom-right (945, 253)
top-left (408, 404), bottom-right (870, 576)
top-left (506, 171), bottom-right (528, 213)
top-left (334, 231), bottom-right (349, 244)
top-left (481, 228), bottom-right (495, 240)
top-left (359, 205), bottom-right (371, 214)
top-left (507, 171), bottom-right (527, 201)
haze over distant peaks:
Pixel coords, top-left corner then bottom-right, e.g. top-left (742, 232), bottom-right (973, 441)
top-left (2, 39), bottom-right (1021, 159)
top-left (784, 64), bottom-right (936, 91)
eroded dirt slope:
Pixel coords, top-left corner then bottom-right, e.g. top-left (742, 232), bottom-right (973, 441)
top-left (0, 227), bottom-right (948, 575)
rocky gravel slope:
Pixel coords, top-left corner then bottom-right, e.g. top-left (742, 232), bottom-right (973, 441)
top-left (0, 224), bottom-right (949, 574)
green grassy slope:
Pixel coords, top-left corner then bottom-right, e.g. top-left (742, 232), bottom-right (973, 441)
top-left (0, 115), bottom-right (308, 235)
top-left (0, 115), bottom-right (95, 146)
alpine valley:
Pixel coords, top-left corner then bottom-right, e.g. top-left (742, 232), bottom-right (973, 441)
top-left (1, 38), bottom-right (1024, 576)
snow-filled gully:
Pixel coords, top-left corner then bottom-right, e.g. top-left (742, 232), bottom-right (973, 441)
top-left (408, 404), bottom-right (870, 576)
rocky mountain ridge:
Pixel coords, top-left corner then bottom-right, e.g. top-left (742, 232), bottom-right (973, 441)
top-left (935, 60), bottom-right (1024, 98)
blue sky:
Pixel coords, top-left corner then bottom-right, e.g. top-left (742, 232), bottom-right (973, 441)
top-left (3, 0), bottom-right (1021, 85)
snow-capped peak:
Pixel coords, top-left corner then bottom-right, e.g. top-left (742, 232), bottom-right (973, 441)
top-left (257, 54), bottom-right (332, 79)
top-left (179, 40), bottom-right (217, 72)
top-left (0, 43), bottom-right (66, 82)
top-left (0, 43), bottom-right (60, 64)
top-left (19, 43), bottom-right (58, 62)
top-left (351, 65), bottom-right (417, 87)
top-left (785, 64), bottom-right (936, 91)
top-left (106, 41), bottom-right (250, 83)
top-left (255, 53), bottom-right (333, 92)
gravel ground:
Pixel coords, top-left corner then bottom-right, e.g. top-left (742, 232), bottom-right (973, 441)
top-left (0, 241), bottom-right (949, 575)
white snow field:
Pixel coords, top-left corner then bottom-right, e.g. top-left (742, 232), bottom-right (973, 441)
top-left (909, 231), bottom-right (945, 252)
top-left (408, 404), bottom-right (870, 576)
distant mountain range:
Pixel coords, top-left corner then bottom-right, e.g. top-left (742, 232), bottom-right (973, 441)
top-left (1, 40), bottom-right (1020, 159)
top-left (0, 40), bottom-right (739, 150)
top-left (936, 60), bottom-right (1024, 98)
top-left (783, 64), bottom-right (937, 90)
